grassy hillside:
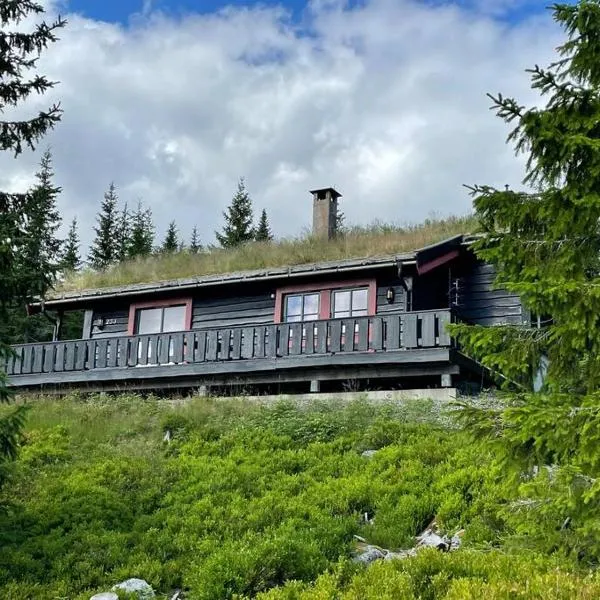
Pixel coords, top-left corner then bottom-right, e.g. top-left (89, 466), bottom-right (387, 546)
top-left (59, 216), bottom-right (476, 292)
top-left (0, 394), bottom-right (596, 599)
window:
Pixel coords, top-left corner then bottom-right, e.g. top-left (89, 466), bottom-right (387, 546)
top-left (127, 298), bottom-right (192, 336)
top-left (275, 280), bottom-right (376, 323)
top-left (284, 293), bottom-right (320, 322)
top-left (135, 305), bottom-right (187, 334)
top-left (332, 288), bottom-right (369, 319)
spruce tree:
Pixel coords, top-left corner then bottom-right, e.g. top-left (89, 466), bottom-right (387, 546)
top-left (215, 178), bottom-right (255, 248)
top-left (115, 203), bottom-right (131, 262)
top-left (190, 225), bottom-right (202, 253)
top-left (88, 182), bottom-right (118, 270)
top-left (128, 200), bottom-right (154, 259)
top-left (0, 1), bottom-right (66, 477)
top-left (62, 218), bottom-right (81, 272)
top-left (161, 221), bottom-right (179, 253)
top-left (255, 208), bottom-right (273, 242)
top-left (451, 0), bottom-right (600, 559)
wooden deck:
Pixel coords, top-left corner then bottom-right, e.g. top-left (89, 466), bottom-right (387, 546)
top-left (6, 310), bottom-right (456, 390)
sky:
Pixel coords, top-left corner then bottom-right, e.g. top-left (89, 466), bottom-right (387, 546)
top-left (1, 0), bottom-right (562, 252)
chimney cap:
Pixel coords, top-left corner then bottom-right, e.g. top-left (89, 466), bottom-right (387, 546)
top-left (310, 187), bottom-right (342, 199)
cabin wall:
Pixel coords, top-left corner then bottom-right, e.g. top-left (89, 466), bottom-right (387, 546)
top-left (192, 293), bottom-right (275, 330)
top-left (454, 262), bottom-right (525, 326)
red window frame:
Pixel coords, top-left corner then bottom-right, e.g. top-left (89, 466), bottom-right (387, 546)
top-left (127, 298), bottom-right (193, 336)
top-left (274, 279), bottom-right (377, 323)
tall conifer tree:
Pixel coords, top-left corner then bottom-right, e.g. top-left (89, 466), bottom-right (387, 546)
top-left (215, 178), bottom-right (255, 248)
top-left (88, 182), bottom-right (118, 270)
top-left (161, 221), bottom-right (179, 253)
top-left (128, 200), bottom-right (154, 258)
top-left (115, 202), bottom-right (131, 262)
top-left (0, 1), bottom-right (66, 477)
top-left (255, 209), bottom-right (273, 242)
top-left (62, 217), bottom-right (81, 272)
top-left (189, 225), bottom-right (202, 253)
top-left (451, 0), bottom-right (600, 558)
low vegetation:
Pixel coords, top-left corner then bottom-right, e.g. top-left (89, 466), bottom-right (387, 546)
top-left (0, 394), bottom-right (596, 599)
top-left (58, 215), bottom-right (475, 292)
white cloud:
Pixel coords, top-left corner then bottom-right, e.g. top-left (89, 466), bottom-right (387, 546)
top-left (0, 0), bottom-right (561, 253)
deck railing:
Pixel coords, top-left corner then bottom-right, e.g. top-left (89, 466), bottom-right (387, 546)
top-left (5, 310), bottom-right (452, 377)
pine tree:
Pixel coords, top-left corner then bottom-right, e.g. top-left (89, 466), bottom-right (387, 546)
top-left (215, 178), bottom-right (255, 248)
top-left (190, 225), bottom-right (202, 253)
top-left (128, 200), bottom-right (154, 259)
top-left (62, 218), bottom-right (81, 272)
top-left (450, 0), bottom-right (600, 559)
top-left (88, 182), bottom-right (118, 270)
top-left (161, 221), bottom-right (179, 253)
top-left (255, 209), bottom-right (273, 242)
top-left (115, 203), bottom-right (131, 262)
top-left (0, 1), bottom-right (66, 478)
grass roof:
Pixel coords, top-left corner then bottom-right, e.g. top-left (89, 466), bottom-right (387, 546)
top-left (60, 215), bottom-right (477, 292)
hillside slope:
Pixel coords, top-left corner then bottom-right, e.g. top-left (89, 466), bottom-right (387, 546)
top-left (0, 395), bottom-right (596, 599)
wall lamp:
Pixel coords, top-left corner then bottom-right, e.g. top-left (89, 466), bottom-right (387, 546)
top-left (386, 287), bottom-right (395, 304)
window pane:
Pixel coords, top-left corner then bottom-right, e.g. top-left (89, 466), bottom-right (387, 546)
top-left (137, 308), bottom-right (162, 334)
top-left (352, 289), bottom-right (369, 313)
top-left (333, 291), bottom-right (351, 318)
top-left (286, 295), bottom-right (302, 318)
top-left (303, 294), bottom-right (320, 317)
top-left (287, 315), bottom-right (302, 323)
top-left (163, 305), bottom-right (186, 332)
top-left (304, 312), bottom-right (319, 321)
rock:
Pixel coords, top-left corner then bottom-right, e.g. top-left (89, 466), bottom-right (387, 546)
top-left (112, 578), bottom-right (155, 599)
top-left (353, 545), bottom-right (386, 564)
top-left (416, 529), bottom-right (449, 551)
top-left (450, 529), bottom-right (464, 550)
top-left (384, 548), bottom-right (417, 561)
top-left (90, 594), bottom-right (118, 600)
top-left (361, 450), bottom-right (378, 458)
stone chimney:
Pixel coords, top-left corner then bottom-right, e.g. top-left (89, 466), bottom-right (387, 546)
top-left (310, 187), bottom-right (342, 240)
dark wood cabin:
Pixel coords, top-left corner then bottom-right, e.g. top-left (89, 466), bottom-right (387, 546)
top-left (5, 232), bottom-right (526, 395)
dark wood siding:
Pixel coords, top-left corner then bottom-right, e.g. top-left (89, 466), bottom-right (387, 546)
top-left (454, 263), bottom-right (524, 326)
top-left (192, 293), bottom-right (275, 330)
top-left (90, 306), bottom-right (129, 338)
top-left (376, 280), bottom-right (407, 314)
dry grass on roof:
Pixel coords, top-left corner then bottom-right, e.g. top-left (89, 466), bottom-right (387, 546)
top-left (59, 214), bottom-right (477, 292)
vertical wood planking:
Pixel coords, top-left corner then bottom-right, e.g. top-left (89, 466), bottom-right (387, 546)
top-left (370, 318), bottom-right (383, 351)
top-left (206, 330), bottom-right (218, 361)
top-left (64, 343), bottom-right (76, 371)
top-left (265, 326), bottom-right (278, 358)
top-left (421, 313), bottom-right (436, 347)
top-left (158, 334), bottom-right (170, 364)
top-left (137, 337), bottom-right (149, 366)
top-left (183, 332), bottom-right (195, 362)
top-left (304, 323), bottom-right (315, 355)
top-left (42, 344), bottom-right (54, 373)
top-left (195, 331), bottom-right (208, 362)
top-left (75, 341), bottom-right (87, 370)
top-left (329, 320), bottom-right (342, 353)
top-left (106, 339), bottom-right (118, 368)
top-left (231, 329), bottom-right (242, 360)
top-left (341, 320), bottom-right (354, 352)
top-left (402, 314), bottom-right (417, 348)
top-left (21, 346), bottom-right (33, 374)
top-left (5, 349), bottom-right (15, 375)
top-left (54, 344), bottom-right (65, 372)
top-left (95, 340), bottom-right (108, 368)
top-left (437, 311), bottom-right (451, 346)
top-left (127, 338), bottom-right (139, 367)
top-left (385, 316), bottom-right (401, 350)
top-left (241, 328), bottom-right (255, 359)
top-left (357, 318), bottom-right (368, 351)
top-left (32, 346), bottom-right (44, 373)
top-left (117, 339), bottom-right (129, 368)
top-left (290, 323), bottom-right (302, 356)
top-left (278, 324), bottom-right (290, 357)
top-left (147, 334), bottom-right (159, 364)
top-left (315, 321), bottom-right (327, 354)
top-left (171, 333), bottom-right (184, 363)
top-left (254, 327), bottom-right (266, 358)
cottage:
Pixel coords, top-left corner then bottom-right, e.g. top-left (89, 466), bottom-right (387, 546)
top-left (6, 188), bottom-right (526, 394)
